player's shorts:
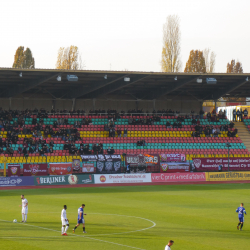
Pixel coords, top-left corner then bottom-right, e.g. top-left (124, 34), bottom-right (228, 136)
top-left (78, 218), bottom-right (85, 224)
top-left (239, 217), bottom-right (244, 223)
top-left (61, 219), bottom-right (69, 226)
top-left (22, 208), bottom-right (28, 215)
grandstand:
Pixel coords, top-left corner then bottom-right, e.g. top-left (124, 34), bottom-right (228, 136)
top-left (0, 68), bottom-right (250, 172)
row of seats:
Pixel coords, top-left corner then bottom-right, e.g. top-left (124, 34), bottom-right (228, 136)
top-left (0, 153), bottom-right (248, 164)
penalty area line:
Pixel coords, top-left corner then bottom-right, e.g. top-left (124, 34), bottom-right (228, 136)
top-left (0, 219), bottom-right (146, 250)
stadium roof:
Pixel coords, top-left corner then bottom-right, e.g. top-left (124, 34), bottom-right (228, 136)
top-left (0, 68), bottom-right (249, 101)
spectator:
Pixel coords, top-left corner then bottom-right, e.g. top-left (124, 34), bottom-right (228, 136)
top-left (117, 128), bottom-right (121, 137)
top-left (243, 108), bottom-right (248, 118)
top-left (123, 128), bottom-right (127, 137)
top-left (107, 146), bottom-right (112, 154)
top-left (236, 109), bottom-right (242, 122)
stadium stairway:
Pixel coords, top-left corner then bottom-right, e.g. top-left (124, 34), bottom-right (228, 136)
top-left (235, 122), bottom-right (250, 152)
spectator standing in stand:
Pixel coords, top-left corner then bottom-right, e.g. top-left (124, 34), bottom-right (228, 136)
top-left (243, 108), bottom-right (248, 118)
top-left (123, 128), bottom-right (127, 137)
top-left (236, 109), bottom-right (241, 122)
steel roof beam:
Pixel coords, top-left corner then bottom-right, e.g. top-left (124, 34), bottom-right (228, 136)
top-left (213, 79), bottom-right (249, 100)
top-left (145, 76), bottom-right (200, 100)
top-left (7, 73), bottom-right (58, 98)
top-left (88, 75), bottom-right (150, 98)
top-left (69, 75), bottom-right (129, 99)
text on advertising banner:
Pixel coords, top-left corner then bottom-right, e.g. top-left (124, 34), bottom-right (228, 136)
top-left (151, 173), bottom-right (206, 182)
top-left (125, 154), bottom-right (160, 167)
top-left (34, 174), bottom-right (94, 186)
top-left (81, 154), bottom-right (121, 161)
top-left (7, 164), bottom-right (21, 177)
top-left (206, 171), bottom-right (250, 181)
top-left (160, 153), bottom-right (186, 162)
top-left (23, 164), bottom-right (48, 176)
top-left (82, 163), bottom-right (95, 173)
top-left (94, 173), bottom-right (152, 184)
top-left (192, 157), bottom-right (250, 172)
top-left (49, 163), bottom-right (72, 175)
top-left (160, 162), bottom-right (190, 173)
top-left (0, 176), bottom-right (34, 187)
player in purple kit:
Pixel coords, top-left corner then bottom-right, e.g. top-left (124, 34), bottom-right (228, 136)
top-left (236, 203), bottom-right (247, 230)
top-left (72, 204), bottom-right (87, 233)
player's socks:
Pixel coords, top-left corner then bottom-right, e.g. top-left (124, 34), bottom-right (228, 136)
top-left (24, 215), bottom-right (27, 222)
top-left (62, 227), bottom-right (64, 234)
top-left (240, 223), bottom-right (243, 230)
top-left (22, 214), bottom-right (24, 221)
top-left (83, 227), bottom-right (85, 232)
top-left (65, 226), bottom-right (69, 233)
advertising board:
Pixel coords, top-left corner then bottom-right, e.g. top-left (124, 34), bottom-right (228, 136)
top-left (7, 164), bottom-right (21, 177)
top-left (151, 173), bottom-right (206, 182)
top-left (0, 176), bottom-right (34, 187)
top-left (94, 173), bottom-right (151, 184)
top-left (206, 171), bottom-right (250, 181)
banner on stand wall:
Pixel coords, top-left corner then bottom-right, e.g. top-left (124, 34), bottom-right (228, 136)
top-left (82, 163), bottom-right (95, 173)
top-left (49, 163), bottom-right (72, 175)
top-left (7, 164), bottom-right (21, 177)
top-left (96, 161), bottom-right (121, 174)
top-left (125, 154), bottom-right (160, 167)
top-left (72, 159), bottom-right (82, 173)
top-left (160, 162), bottom-right (190, 173)
top-left (23, 164), bottom-right (48, 176)
top-left (94, 173), bottom-right (151, 184)
top-left (192, 157), bottom-right (250, 172)
top-left (81, 155), bottom-right (121, 162)
top-left (160, 154), bottom-right (186, 162)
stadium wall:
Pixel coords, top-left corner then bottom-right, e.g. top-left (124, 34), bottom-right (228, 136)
top-left (0, 95), bottom-right (201, 112)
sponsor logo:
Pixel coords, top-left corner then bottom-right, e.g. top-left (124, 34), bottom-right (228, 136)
top-left (161, 163), bottom-right (168, 171)
top-left (100, 175), bottom-right (106, 182)
top-left (29, 165), bottom-right (40, 176)
top-left (193, 159), bottom-right (201, 168)
top-left (37, 176), bottom-right (66, 185)
top-left (10, 167), bottom-right (18, 175)
top-left (68, 175), bottom-right (78, 185)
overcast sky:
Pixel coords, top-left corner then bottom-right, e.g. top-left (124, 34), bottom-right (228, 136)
top-left (0, 0), bottom-right (249, 73)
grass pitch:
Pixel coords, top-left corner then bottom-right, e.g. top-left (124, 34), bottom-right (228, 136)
top-left (0, 183), bottom-right (249, 250)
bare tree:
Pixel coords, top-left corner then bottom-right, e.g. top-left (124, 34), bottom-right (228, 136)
top-left (203, 48), bottom-right (216, 73)
top-left (161, 15), bottom-right (181, 72)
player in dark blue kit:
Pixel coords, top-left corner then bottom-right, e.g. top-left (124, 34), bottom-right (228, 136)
top-left (236, 203), bottom-right (247, 230)
top-left (73, 204), bottom-right (87, 233)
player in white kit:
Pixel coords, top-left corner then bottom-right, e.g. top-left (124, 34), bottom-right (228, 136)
top-left (61, 205), bottom-right (69, 236)
top-left (19, 195), bottom-right (28, 222)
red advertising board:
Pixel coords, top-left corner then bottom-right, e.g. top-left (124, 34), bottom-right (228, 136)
top-left (23, 164), bottom-right (48, 176)
top-left (160, 162), bottom-right (190, 173)
top-left (7, 164), bottom-right (21, 177)
top-left (49, 163), bottom-right (72, 175)
top-left (160, 153), bottom-right (186, 162)
top-left (151, 172), bottom-right (206, 182)
top-left (82, 163), bottom-right (95, 173)
top-left (192, 157), bottom-right (250, 172)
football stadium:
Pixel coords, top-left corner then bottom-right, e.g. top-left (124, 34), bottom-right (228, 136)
top-left (0, 68), bottom-right (250, 250)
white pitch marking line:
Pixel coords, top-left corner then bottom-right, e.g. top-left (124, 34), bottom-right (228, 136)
top-left (27, 212), bottom-right (156, 236)
top-left (0, 219), bottom-right (146, 250)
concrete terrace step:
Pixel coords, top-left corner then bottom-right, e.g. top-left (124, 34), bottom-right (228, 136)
top-left (234, 122), bottom-right (250, 151)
